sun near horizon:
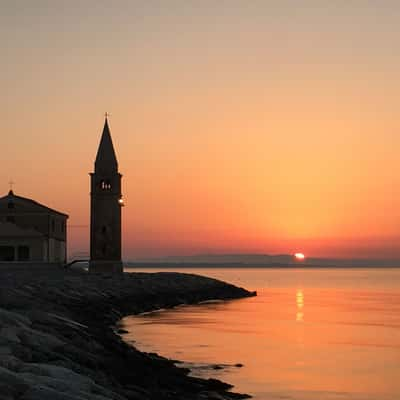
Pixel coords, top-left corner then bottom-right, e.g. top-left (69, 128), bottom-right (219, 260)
top-left (294, 253), bottom-right (306, 261)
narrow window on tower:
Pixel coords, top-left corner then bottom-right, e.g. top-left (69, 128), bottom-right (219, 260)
top-left (100, 180), bottom-right (112, 190)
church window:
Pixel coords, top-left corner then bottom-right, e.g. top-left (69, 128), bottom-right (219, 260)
top-left (8, 202), bottom-right (14, 209)
top-left (101, 226), bottom-right (107, 234)
top-left (17, 246), bottom-right (30, 261)
top-left (6, 216), bottom-right (15, 223)
top-left (61, 221), bottom-right (65, 233)
top-left (52, 220), bottom-right (55, 232)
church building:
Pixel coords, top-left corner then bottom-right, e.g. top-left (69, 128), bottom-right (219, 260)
top-left (0, 191), bottom-right (68, 263)
top-left (0, 116), bottom-right (122, 270)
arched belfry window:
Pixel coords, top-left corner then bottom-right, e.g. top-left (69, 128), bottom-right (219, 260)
top-left (100, 180), bottom-right (112, 190)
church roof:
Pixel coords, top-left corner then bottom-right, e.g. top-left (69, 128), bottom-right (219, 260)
top-left (0, 222), bottom-right (44, 238)
top-left (95, 117), bottom-right (118, 173)
top-left (0, 191), bottom-right (68, 218)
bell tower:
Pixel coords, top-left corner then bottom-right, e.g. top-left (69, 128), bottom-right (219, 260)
top-left (89, 116), bottom-right (123, 273)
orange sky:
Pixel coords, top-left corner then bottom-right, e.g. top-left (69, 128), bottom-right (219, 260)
top-left (2, 2), bottom-right (400, 259)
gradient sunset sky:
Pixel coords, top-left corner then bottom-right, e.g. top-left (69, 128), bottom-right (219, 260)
top-left (2, 1), bottom-right (400, 259)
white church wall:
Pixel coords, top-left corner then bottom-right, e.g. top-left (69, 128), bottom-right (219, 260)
top-left (48, 238), bottom-right (66, 263)
top-left (48, 238), bottom-right (55, 262)
top-left (59, 240), bottom-right (66, 263)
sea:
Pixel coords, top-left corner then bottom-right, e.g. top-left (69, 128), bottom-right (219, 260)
top-left (121, 267), bottom-right (400, 400)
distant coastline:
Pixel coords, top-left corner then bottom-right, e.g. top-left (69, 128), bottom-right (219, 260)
top-left (126, 263), bottom-right (400, 268)
top-left (125, 253), bottom-right (400, 268)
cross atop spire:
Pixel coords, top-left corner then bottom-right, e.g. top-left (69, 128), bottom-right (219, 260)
top-left (94, 117), bottom-right (118, 173)
top-left (8, 180), bottom-right (15, 196)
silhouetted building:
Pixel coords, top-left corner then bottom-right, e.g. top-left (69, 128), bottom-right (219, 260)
top-left (0, 191), bottom-right (68, 263)
top-left (89, 117), bottom-right (123, 273)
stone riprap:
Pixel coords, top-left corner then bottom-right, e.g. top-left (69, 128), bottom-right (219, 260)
top-left (0, 268), bottom-right (256, 400)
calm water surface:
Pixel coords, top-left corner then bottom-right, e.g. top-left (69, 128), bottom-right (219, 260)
top-left (122, 268), bottom-right (400, 400)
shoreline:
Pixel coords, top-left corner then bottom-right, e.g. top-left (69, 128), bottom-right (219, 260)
top-left (0, 268), bottom-right (256, 400)
top-left (117, 300), bottom-right (250, 389)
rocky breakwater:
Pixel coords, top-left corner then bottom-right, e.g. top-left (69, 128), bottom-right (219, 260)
top-left (0, 268), bottom-right (256, 400)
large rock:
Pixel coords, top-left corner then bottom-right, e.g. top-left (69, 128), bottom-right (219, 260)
top-left (0, 354), bottom-right (21, 370)
top-left (0, 366), bottom-right (30, 397)
top-left (0, 326), bottom-right (21, 343)
top-left (19, 364), bottom-right (95, 389)
top-left (18, 326), bottom-right (64, 350)
top-left (20, 386), bottom-right (87, 400)
top-left (0, 309), bottom-right (31, 327)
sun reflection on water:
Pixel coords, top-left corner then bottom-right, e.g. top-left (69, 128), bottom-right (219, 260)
top-left (296, 289), bottom-right (304, 322)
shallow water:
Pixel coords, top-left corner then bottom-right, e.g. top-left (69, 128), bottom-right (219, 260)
top-left (122, 268), bottom-right (400, 400)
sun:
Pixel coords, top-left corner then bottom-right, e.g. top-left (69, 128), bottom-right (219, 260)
top-left (294, 252), bottom-right (305, 260)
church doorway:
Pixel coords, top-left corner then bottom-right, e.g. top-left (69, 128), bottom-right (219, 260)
top-left (0, 246), bottom-right (15, 261)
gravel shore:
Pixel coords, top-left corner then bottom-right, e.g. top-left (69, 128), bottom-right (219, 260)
top-left (0, 267), bottom-right (256, 400)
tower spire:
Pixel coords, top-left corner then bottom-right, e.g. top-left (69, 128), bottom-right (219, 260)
top-left (95, 116), bottom-right (118, 173)
top-left (89, 116), bottom-right (123, 273)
